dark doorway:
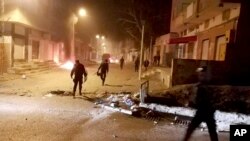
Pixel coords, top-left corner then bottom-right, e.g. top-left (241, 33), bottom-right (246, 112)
top-left (32, 40), bottom-right (40, 59)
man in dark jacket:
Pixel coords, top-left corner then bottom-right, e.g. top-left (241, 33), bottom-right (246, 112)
top-left (120, 57), bottom-right (125, 70)
top-left (144, 59), bottom-right (150, 71)
top-left (71, 60), bottom-right (87, 98)
top-left (135, 57), bottom-right (139, 72)
top-left (98, 59), bottom-right (109, 86)
top-left (183, 66), bottom-right (218, 141)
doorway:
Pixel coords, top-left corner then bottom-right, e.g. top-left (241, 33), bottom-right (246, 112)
top-left (14, 38), bottom-right (25, 60)
top-left (215, 35), bottom-right (226, 61)
top-left (201, 39), bottom-right (209, 60)
top-left (32, 40), bottom-right (40, 60)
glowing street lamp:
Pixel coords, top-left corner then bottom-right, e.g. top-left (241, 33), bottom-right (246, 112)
top-left (101, 36), bottom-right (105, 40)
top-left (78, 8), bottom-right (87, 17)
top-left (71, 7), bottom-right (87, 61)
top-left (96, 35), bottom-right (100, 39)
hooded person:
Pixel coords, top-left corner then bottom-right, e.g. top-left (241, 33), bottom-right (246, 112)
top-left (70, 60), bottom-right (88, 98)
top-left (183, 66), bottom-right (218, 141)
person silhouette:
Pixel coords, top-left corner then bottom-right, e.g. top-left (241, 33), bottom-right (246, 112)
top-left (183, 66), bottom-right (218, 141)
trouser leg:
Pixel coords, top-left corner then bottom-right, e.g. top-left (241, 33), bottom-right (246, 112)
top-left (73, 79), bottom-right (78, 96)
top-left (102, 73), bottom-right (106, 85)
top-left (206, 115), bottom-right (218, 141)
top-left (183, 114), bottom-right (203, 141)
top-left (79, 79), bottom-right (83, 95)
top-left (101, 73), bottom-right (106, 85)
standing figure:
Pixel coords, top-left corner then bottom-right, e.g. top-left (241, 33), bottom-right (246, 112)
top-left (71, 60), bottom-right (88, 98)
top-left (144, 59), bottom-right (149, 71)
top-left (120, 56), bottom-right (125, 70)
top-left (183, 66), bottom-right (218, 141)
top-left (157, 55), bottom-right (161, 66)
top-left (97, 59), bottom-right (109, 86)
top-left (134, 57), bottom-right (140, 72)
top-left (153, 56), bottom-right (157, 65)
top-left (132, 55), bottom-right (136, 62)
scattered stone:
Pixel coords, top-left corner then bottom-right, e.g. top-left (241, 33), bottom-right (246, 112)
top-left (44, 93), bottom-right (53, 98)
top-left (112, 135), bottom-right (117, 138)
top-left (123, 95), bottom-right (135, 106)
top-left (21, 75), bottom-right (27, 79)
top-left (174, 116), bottom-right (178, 121)
top-left (154, 121), bottom-right (158, 125)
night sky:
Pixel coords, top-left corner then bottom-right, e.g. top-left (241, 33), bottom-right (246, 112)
top-left (72, 0), bottom-right (172, 42)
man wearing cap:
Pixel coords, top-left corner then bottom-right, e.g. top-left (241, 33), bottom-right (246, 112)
top-left (183, 66), bottom-right (218, 141)
top-left (71, 60), bottom-right (88, 98)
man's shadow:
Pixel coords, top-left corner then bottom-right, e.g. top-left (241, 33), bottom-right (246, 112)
top-left (105, 84), bottom-right (134, 87)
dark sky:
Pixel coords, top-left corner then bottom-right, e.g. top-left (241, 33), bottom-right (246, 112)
top-left (72, 0), bottom-right (172, 41)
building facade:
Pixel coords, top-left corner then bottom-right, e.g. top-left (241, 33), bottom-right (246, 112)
top-left (170, 0), bottom-right (241, 61)
top-left (153, 33), bottom-right (178, 67)
top-left (0, 0), bottom-right (69, 74)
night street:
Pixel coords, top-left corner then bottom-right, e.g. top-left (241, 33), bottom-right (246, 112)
top-left (0, 63), bottom-right (229, 141)
top-left (1, 0), bottom-right (250, 141)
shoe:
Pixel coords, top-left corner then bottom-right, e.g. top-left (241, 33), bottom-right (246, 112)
top-left (79, 92), bottom-right (82, 96)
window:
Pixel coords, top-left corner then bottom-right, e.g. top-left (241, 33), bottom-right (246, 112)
top-left (222, 9), bottom-right (231, 21)
top-left (183, 30), bottom-right (187, 36)
top-left (215, 35), bottom-right (227, 61)
top-left (201, 39), bottom-right (209, 60)
top-left (189, 27), bottom-right (195, 33)
top-left (204, 19), bottom-right (210, 29)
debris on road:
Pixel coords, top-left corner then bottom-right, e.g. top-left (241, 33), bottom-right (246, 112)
top-left (140, 103), bottom-right (250, 132)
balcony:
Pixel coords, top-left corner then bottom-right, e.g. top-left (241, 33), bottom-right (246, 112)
top-left (185, 0), bottom-right (240, 24)
top-left (171, 0), bottom-right (240, 33)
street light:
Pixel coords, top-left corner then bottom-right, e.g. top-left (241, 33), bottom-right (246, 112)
top-left (78, 8), bottom-right (87, 17)
top-left (139, 21), bottom-right (145, 80)
top-left (101, 36), bottom-right (105, 40)
top-left (96, 35), bottom-right (100, 39)
top-left (71, 8), bottom-right (87, 61)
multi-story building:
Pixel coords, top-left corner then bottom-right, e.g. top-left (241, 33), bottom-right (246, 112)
top-left (170, 0), bottom-right (241, 61)
top-left (0, 0), bottom-right (69, 74)
top-left (153, 33), bottom-right (178, 67)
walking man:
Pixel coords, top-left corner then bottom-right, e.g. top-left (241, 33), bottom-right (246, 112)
top-left (144, 59), bottom-right (149, 71)
top-left (183, 66), bottom-right (218, 141)
top-left (71, 60), bottom-right (88, 98)
top-left (120, 56), bottom-right (125, 70)
top-left (98, 59), bottom-right (109, 86)
top-left (135, 57), bottom-right (139, 72)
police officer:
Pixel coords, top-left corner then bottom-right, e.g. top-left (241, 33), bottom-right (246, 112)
top-left (183, 66), bottom-right (218, 141)
top-left (97, 59), bottom-right (109, 86)
top-left (71, 60), bottom-right (87, 98)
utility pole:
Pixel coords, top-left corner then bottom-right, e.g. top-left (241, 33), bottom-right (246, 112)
top-left (0, 0), bottom-right (5, 74)
top-left (149, 36), bottom-right (153, 62)
top-left (71, 14), bottom-right (78, 61)
top-left (138, 22), bottom-right (145, 80)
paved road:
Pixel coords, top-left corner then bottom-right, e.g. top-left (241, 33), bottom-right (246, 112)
top-left (0, 95), bottom-right (229, 141)
top-left (0, 63), bottom-right (229, 141)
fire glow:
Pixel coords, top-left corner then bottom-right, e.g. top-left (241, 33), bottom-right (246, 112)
top-left (60, 61), bottom-right (74, 70)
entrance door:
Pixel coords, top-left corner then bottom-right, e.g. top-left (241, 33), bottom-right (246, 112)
top-left (14, 38), bottom-right (25, 60)
top-left (215, 35), bottom-right (226, 61)
top-left (201, 39), bottom-right (209, 60)
top-left (188, 43), bottom-right (194, 59)
top-left (32, 40), bottom-right (40, 59)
